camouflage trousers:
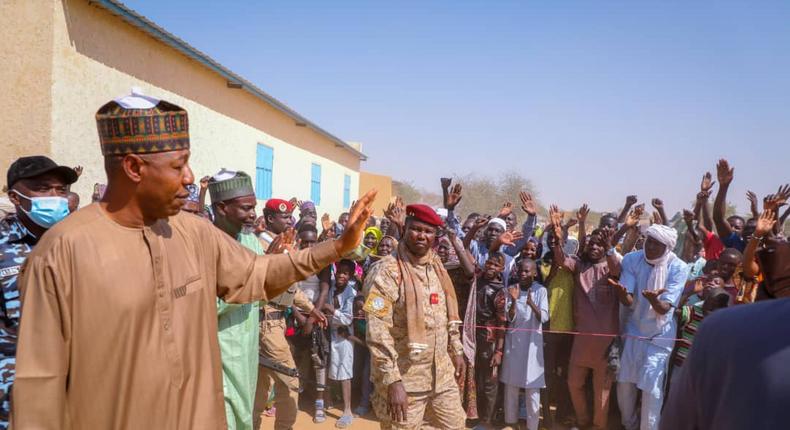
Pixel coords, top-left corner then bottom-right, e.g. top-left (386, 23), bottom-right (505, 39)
top-left (253, 330), bottom-right (298, 430)
top-left (0, 356), bottom-right (14, 430)
top-left (372, 384), bottom-right (466, 430)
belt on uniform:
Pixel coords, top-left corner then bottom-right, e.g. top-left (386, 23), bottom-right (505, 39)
top-left (264, 311), bottom-right (284, 320)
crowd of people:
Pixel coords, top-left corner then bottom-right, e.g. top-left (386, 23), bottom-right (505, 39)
top-left (0, 89), bottom-right (788, 430)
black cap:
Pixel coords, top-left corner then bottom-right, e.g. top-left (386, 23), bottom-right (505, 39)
top-left (6, 156), bottom-right (79, 189)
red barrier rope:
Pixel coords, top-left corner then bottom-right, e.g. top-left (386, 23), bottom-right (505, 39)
top-left (342, 316), bottom-right (685, 342)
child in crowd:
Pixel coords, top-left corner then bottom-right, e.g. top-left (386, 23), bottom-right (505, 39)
top-left (500, 259), bottom-right (549, 430)
top-left (474, 253), bottom-right (508, 429)
top-left (669, 285), bottom-right (730, 388)
top-left (323, 259), bottom-right (357, 428)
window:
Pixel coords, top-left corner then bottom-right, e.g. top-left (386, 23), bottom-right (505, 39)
top-left (310, 163), bottom-right (322, 205)
top-left (255, 144), bottom-right (273, 200)
top-left (343, 174), bottom-right (351, 209)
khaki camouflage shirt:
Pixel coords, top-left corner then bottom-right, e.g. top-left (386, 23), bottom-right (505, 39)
top-left (364, 254), bottom-right (463, 393)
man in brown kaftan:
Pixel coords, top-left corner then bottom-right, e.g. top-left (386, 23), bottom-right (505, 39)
top-left (12, 90), bottom-right (376, 430)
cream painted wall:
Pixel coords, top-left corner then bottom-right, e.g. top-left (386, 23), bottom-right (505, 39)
top-left (0, 0), bottom-right (55, 180)
top-left (34, 0), bottom-right (358, 218)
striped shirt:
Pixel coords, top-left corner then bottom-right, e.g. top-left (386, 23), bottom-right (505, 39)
top-left (673, 302), bottom-right (706, 367)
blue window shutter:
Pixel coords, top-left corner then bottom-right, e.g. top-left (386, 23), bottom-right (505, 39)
top-left (343, 175), bottom-right (351, 209)
top-left (255, 144), bottom-right (273, 200)
top-left (310, 163), bottom-right (321, 205)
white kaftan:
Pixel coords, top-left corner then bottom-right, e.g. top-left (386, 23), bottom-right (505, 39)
top-left (499, 282), bottom-right (549, 389)
top-left (328, 282), bottom-right (357, 380)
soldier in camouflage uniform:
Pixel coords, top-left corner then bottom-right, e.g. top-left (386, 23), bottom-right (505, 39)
top-left (0, 156), bottom-right (77, 428)
top-left (365, 204), bottom-right (466, 430)
top-left (252, 198), bottom-right (329, 430)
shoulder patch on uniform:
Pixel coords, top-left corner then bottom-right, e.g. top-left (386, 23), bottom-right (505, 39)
top-left (363, 291), bottom-right (391, 318)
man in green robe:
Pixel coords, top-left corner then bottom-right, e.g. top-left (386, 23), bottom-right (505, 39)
top-left (208, 169), bottom-right (265, 430)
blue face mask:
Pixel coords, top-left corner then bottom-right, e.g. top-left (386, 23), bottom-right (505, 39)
top-left (16, 192), bottom-right (70, 228)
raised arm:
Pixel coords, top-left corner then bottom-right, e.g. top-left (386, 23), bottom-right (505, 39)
top-left (764, 184), bottom-right (790, 236)
top-left (743, 210), bottom-right (775, 278)
top-left (490, 230), bottom-right (523, 254)
top-left (651, 198), bottom-right (668, 226)
top-left (448, 229), bottom-right (476, 279)
top-left (618, 195), bottom-right (638, 224)
top-left (577, 203), bottom-right (589, 252)
top-left (614, 204), bottom-right (644, 251)
top-left (713, 160), bottom-right (734, 237)
top-left (504, 191), bottom-right (539, 256)
top-left (383, 197), bottom-right (406, 239)
top-left (548, 205), bottom-right (572, 270)
top-left (683, 209), bottom-right (700, 246)
top-left (463, 216), bottom-right (489, 251)
top-left (444, 181), bottom-right (464, 237)
top-left (746, 191), bottom-right (760, 220)
top-left (219, 190), bottom-right (376, 302)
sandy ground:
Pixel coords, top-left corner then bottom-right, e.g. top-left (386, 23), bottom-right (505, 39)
top-left (257, 406), bottom-right (382, 430)
top-left (256, 407), bottom-right (544, 430)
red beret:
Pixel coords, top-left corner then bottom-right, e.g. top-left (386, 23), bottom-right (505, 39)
top-left (265, 198), bottom-right (294, 213)
top-left (406, 204), bottom-right (444, 227)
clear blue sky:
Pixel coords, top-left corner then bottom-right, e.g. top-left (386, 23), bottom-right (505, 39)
top-left (124, 0), bottom-right (789, 215)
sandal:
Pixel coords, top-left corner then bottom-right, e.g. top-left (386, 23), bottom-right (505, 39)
top-left (335, 414), bottom-right (353, 428)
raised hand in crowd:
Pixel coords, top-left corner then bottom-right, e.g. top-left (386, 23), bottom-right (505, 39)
top-left (498, 201), bottom-right (514, 219)
top-left (576, 204), bottom-right (590, 224)
top-left (520, 191), bottom-right (537, 216)
top-left (384, 196), bottom-right (406, 236)
top-left (713, 159), bottom-right (735, 237)
top-left (651, 198), bottom-right (668, 226)
top-left (700, 171), bottom-right (716, 194)
top-left (651, 211), bottom-right (663, 226)
top-left (492, 230), bottom-right (523, 252)
top-left (463, 215), bottom-right (491, 250)
top-left (563, 218), bottom-right (578, 231)
top-left (742, 209), bottom-right (777, 280)
top-left (335, 189), bottom-right (377, 255)
top-left (268, 227), bottom-right (296, 254)
top-left (620, 204), bottom-right (645, 253)
top-left (548, 204), bottom-right (565, 244)
top-left (755, 209), bottom-right (777, 238)
top-left (441, 178), bottom-right (452, 208)
top-left (321, 213), bottom-right (332, 232)
top-left (763, 184), bottom-right (790, 212)
top-left (445, 183), bottom-right (463, 211)
top-left (694, 189), bottom-right (713, 233)
top-left (758, 185), bottom-right (789, 236)
top-left (577, 203), bottom-right (589, 250)
top-left (618, 194), bottom-right (638, 223)
top-left (625, 204), bottom-right (645, 228)
top-left (746, 191), bottom-right (760, 220)
top-left (73, 165), bottom-right (84, 177)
